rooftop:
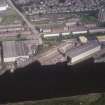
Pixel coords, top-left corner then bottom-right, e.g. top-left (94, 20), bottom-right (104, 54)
top-left (66, 40), bottom-right (100, 58)
top-left (3, 41), bottom-right (29, 58)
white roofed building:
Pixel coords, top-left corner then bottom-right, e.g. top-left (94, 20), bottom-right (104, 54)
top-left (0, 4), bottom-right (8, 11)
top-left (66, 40), bottom-right (101, 65)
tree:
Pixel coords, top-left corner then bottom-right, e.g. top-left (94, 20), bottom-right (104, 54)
top-left (87, 29), bottom-right (90, 36)
top-left (59, 33), bottom-right (63, 41)
top-left (16, 34), bottom-right (21, 40)
top-left (70, 31), bottom-right (73, 38)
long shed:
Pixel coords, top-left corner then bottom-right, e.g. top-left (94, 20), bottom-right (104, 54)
top-left (66, 41), bottom-right (101, 65)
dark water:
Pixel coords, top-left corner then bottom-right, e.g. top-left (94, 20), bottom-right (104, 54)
top-left (0, 59), bottom-right (105, 103)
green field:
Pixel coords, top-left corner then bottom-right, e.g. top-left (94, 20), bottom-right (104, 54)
top-left (0, 9), bottom-right (22, 25)
top-left (80, 15), bottom-right (97, 23)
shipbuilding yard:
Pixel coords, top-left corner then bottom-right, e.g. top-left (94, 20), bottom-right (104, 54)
top-left (1, 0), bottom-right (105, 104)
top-left (0, 0), bottom-right (104, 74)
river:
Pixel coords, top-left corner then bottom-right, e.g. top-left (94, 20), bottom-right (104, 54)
top-left (0, 58), bottom-right (105, 103)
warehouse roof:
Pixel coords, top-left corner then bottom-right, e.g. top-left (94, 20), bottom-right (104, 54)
top-left (66, 40), bottom-right (100, 58)
top-left (96, 35), bottom-right (105, 42)
top-left (3, 41), bottom-right (29, 58)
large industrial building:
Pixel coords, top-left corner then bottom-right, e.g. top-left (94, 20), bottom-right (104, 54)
top-left (2, 41), bottom-right (30, 63)
top-left (66, 41), bottom-right (101, 65)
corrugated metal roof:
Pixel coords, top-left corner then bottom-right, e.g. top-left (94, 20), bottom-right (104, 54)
top-left (3, 41), bottom-right (29, 58)
top-left (66, 40), bottom-right (100, 58)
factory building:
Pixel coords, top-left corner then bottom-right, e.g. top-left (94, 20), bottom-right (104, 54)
top-left (2, 41), bottom-right (30, 63)
top-left (0, 4), bottom-right (8, 11)
top-left (43, 28), bottom-right (105, 39)
top-left (96, 35), bottom-right (105, 44)
top-left (66, 41), bottom-right (101, 65)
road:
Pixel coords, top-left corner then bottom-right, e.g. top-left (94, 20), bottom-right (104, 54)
top-left (16, 40), bottom-right (76, 68)
top-left (7, 0), bottom-right (42, 45)
top-left (37, 47), bottom-right (64, 65)
top-left (16, 44), bottom-right (65, 68)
